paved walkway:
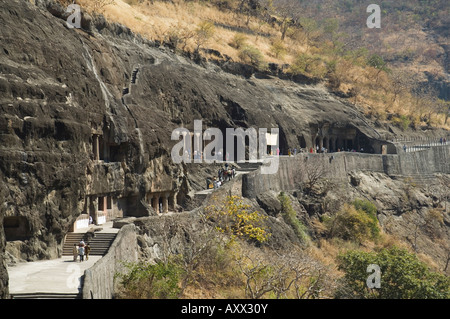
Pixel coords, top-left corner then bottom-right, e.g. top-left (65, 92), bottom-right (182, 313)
top-left (7, 256), bottom-right (102, 296)
top-left (7, 222), bottom-right (117, 297)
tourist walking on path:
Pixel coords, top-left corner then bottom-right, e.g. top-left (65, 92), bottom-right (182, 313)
top-left (85, 243), bottom-right (91, 261)
top-left (78, 245), bottom-right (85, 262)
top-left (72, 244), bottom-right (78, 262)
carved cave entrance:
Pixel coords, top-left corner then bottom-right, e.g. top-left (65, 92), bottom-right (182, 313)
top-left (3, 216), bottom-right (30, 241)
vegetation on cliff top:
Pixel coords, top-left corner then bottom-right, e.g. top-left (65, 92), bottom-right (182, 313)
top-left (62, 0), bottom-right (449, 131)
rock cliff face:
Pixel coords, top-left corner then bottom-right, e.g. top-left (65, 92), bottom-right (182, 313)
top-left (0, 0), bottom-right (449, 298)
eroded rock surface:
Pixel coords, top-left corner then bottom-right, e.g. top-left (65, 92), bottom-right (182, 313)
top-left (1, 0), bottom-right (449, 298)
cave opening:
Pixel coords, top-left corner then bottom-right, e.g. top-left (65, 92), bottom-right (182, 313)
top-left (3, 216), bottom-right (30, 241)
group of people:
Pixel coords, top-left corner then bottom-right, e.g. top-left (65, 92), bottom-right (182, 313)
top-left (287, 146), bottom-right (364, 155)
top-left (206, 163), bottom-right (236, 189)
top-left (73, 240), bottom-right (91, 262)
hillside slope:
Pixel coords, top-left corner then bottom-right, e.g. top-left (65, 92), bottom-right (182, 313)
top-left (0, 0), bottom-right (449, 299)
top-left (73, 0), bottom-right (450, 130)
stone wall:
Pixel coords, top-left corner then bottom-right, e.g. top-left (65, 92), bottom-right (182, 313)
top-left (243, 145), bottom-right (450, 198)
top-left (81, 224), bottom-right (138, 299)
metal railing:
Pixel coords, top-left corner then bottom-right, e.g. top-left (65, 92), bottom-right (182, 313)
top-left (393, 136), bottom-right (449, 152)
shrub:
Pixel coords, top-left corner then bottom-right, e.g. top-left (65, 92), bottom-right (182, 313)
top-left (290, 53), bottom-right (325, 78)
top-left (351, 199), bottom-right (380, 239)
top-left (326, 199), bottom-right (380, 243)
top-left (230, 33), bottom-right (247, 49)
top-left (194, 21), bottom-right (215, 51)
top-left (336, 246), bottom-right (450, 299)
top-left (269, 39), bottom-right (287, 59)
top-left (115, 259), bottom-right (183, 299)
top-left (392, 115), bottom-right (411, 131)
top-left (204, 195), bottom-right (270, 243)
top-left (367, 54), bottom-right (389, 72)
top-left (238, 45), bottom-right (265, 68)
top-left (278, 192), bottom-right (309, 243)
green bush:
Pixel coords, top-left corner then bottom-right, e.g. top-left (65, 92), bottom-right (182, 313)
top-left (336, 246), bottom-right (450, 299)
top-left (326, 199), bottom-right (380, 243)
top-left (115, 259), bottom-right (183, 299)
top-left (230, 33), bottom-right (247, 49)
top-left (351, 199), bottom-right (380, 239)
top-left (367, 54), bottom-right (388, 72)
top-left (290, 53), bottom-right (325, 78)
top-left (392, 115), bottom-right (411, 131)
top-left (278, 192), bottom-right (309, 243)
top-left (269, 39), bottom-right (287, 59)
top-left (238, 45), bottom-right (265, 68)
top-left (194, 21), bottom-right (216, 51)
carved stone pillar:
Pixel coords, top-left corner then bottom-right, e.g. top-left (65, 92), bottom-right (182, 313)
top-left (93, 135), bottom-right (100, 161)
top-left (152, 195), bottom-right (159, 214)
top-left (147, 193), bottom-right (153, 205)
top-left (169, 193), bottom-right (176, 211)
top-left (163, 193), bottom-right (169, 213)
top-left (91, 196), bottom-right (98, 225)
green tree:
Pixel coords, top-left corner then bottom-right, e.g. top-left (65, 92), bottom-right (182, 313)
top-left (336, 247), bottom-right (450, 299)
top-left (194, 21), bottom-right (216, 51)
top-left (367, 54), bottom-right (389, 83)
top-left (270, 39), bottom-right (287, 59)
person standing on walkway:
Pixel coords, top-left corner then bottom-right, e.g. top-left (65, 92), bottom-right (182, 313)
top-left (85, 243), bottom-right (91, 261)
top-left (78, 245), bottom-right (85, 262)
top-left (73, 244), bottom-right (78, 262)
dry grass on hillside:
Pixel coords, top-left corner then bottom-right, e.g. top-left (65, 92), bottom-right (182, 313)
top-left (73, 0), bottom-right (449, 130)
top-left (78, 0), bottom-right (303, 65)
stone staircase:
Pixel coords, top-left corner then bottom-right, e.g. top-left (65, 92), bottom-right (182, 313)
top-left (131, 67), bottom-right (139, 84)
top-left (62, 232), bottom-right (117, 257)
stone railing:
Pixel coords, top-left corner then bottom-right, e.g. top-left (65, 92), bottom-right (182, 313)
top-left (242, 144), bottom-right (450, 198)
top-left (391, 136), bottom-right (449, 153)
top-left (81, 224), bottom-right (138, 299)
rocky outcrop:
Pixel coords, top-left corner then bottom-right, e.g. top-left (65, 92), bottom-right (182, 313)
top-left (0, 0), bottom-right (449, 298)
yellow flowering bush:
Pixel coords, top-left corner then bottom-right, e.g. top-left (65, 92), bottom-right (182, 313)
top-left (205, 196), bottom-right (270, 243)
